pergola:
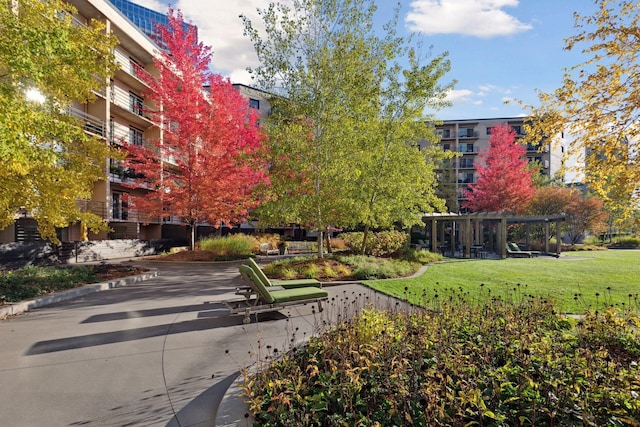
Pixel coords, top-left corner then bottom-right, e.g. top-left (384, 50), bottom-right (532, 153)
top-left (421, 213), bottom-right (566, 259)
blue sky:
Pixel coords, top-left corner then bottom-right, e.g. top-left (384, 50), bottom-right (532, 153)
top-left (134, 0), bottom-right (598, 120)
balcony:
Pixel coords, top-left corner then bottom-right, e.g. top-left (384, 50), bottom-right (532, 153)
top-left (110, 86), bottom-right (155, 127)
top-left (109, 123), bottom-right (146, 147)
top-left (67, 107), bottom-right (106, 138)
top-left (77, 200), bottom-right (107, 219)
top-left (458, 130), bottom-right (479, 139)
top-left (111, 208), bottom-right (161, 224)
top-left (109, 161), bottom-right (145, 184)
top-left (113, 49), bottom-right (152, 91)
top-left (457, 160), bottom-right (475, 169)
top-left (459, 145), bottom-right (478, 154)
top-left (436, 130), bottom-right (454, 140)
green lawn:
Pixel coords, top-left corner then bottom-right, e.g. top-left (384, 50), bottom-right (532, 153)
top-left (366, 250), bottom-right (640, 314)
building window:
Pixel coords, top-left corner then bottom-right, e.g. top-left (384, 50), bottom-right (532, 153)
top-left (461, 143), bottom-right (475, 153)
top-left (249, 98), bottom-right (260, 109)
top-left (436, 129), bottom-right (451, 138)
top-left (112, 192), bottom-right (128, 220)
top-left (460, 128), bottom-right (475, 138)
top-left (486, 127), bottom-right (492, 135)
top-left (459, 158), bottom-right (474, 168)
top-left (129, 92), bottom-right (143, 116)
top-left (442, 143), bottom-right (450, 151)
top-left (511, 125), bottom-right (523, 135)
top-left (129, 126), bottom-right (143, 146)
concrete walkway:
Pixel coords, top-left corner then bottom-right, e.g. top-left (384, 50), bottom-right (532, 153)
top-left (0, 260), bottom-right (397, 427)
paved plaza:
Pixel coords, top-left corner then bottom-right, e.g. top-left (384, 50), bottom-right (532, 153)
top-left (0, 260), bottom-right (395, 427)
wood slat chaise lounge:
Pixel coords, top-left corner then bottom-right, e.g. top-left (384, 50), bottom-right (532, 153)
top-left (246, 257), bottom-right (321, 289)
top-left (506, 243), bottom-right (540, 258)
top-left (229, 264), bottom-right (328, 324)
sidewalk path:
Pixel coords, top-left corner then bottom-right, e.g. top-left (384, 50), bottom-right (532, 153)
top-left (0, 260), bottom-right (397, 427)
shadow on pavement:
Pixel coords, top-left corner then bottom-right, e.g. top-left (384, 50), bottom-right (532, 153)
top-left (166, 372), bottom-right (239, 427)
top-left (26, 304), bottom-right (286, 355)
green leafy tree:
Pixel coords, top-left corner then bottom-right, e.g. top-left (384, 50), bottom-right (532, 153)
top-left (0, 0), bottom-right (119, 242)
top-left (524, 0), bottom-right (640, 229)
top-left (243, 0), bottom-right (452, 256)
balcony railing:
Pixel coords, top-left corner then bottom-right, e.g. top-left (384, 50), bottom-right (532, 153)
top-left (113, 49), bottom-right (153, 84)
top-left (111, 87), bottom-right (155, 121)
top-left (77, 199), bottom-right (162, 223)
top-left (67, 107), bottom-right (106, 138)
top-left (458, 130), bottom-right (479, 139)
top-left (459, 145), bottom-right (478, 154)
top-left (109, 124), bottom-right (146, 147)
top-left (457, 161), bottom-right (475, 169)
top-left (77, 199), bottom-right (107, 219)
top-left (111, 209), bottom-right (161, 224)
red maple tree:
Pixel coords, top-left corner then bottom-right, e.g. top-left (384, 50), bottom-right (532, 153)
top-left (123, 9), bottom-right (268, 249)
top-left (462, 124), bottom-right (534, 213)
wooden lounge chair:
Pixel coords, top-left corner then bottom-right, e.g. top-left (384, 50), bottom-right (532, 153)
top-left (506, 243), bottom-right (539, 258)
top-left (229, 265), bottom-right (328, 324)
top-left (246, 257), bottom-right (321, 289)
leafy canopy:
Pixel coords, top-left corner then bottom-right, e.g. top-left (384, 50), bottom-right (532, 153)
top-left (0, 0), bottom-right (119, 242)
top-left (243, 0), bottom-right (452, 254)
top-left (123, 9), bottom-right (268, 249)
top-left (524, 0), bottom-right (640, 227)
top-left (463, 124), bottom-right (534, 213)
top-left (527, 185), bottom-right (608, 244)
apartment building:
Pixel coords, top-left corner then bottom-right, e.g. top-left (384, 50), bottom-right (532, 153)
top-left (0, 0), bottom-right (167, 244)
top-left (431, 117), bottom-right (565, 213)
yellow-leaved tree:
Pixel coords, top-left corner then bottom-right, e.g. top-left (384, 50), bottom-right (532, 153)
top-left (0, 0), bottom-right (119, 242)
top-left (524, 0), bottom-right (640, 229)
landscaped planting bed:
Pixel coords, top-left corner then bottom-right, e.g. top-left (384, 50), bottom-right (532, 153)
top-left (244, 297), bottom-right (640, 426)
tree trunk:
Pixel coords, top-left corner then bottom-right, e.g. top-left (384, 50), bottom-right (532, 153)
top-left (361, 224), bottom-right (370, 255)
top-left (317, 231), bottom-right (324, 258)
top-left (325, 229), bottom-right (332, 254)
top-left (190, 222), bottom-right (197, 251)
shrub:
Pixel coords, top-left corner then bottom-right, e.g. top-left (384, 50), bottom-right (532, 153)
top-left (337, 254), bottom-right (418, 280)
top-left (565, 244), bottom-right (607, 251)
top-left (301, 263), bottom-right (320, 279)
top-left (610, 237), bottom-right (640, 248)
top-left (199, 234), bottom-right (257, 258)
top-left (245, 301), bottom-right (640, 426)
top-left (329, 238), bottom-right (346, 250)
top-left (0, 266), bottom-right (97, 303)
top-left (582, 235), bottom-right (604, 246)
top-left (339, 230), bottom-right (409, 256)
top-left (402, 248), bottom-right (443, 264)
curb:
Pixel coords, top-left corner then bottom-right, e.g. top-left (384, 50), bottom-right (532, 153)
top-left (0, 269), bottom-right (158, 319)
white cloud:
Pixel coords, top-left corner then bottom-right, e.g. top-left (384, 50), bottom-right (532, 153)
top-left (406, 0), bottom-right (532, 38)
top-left (176, 0), bottom-right (267, 84)
top-left (445, 89), bottom-right (474, 103)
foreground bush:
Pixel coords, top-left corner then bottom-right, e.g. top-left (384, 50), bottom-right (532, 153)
top-left (245, 300), bottom-right (640, 426)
